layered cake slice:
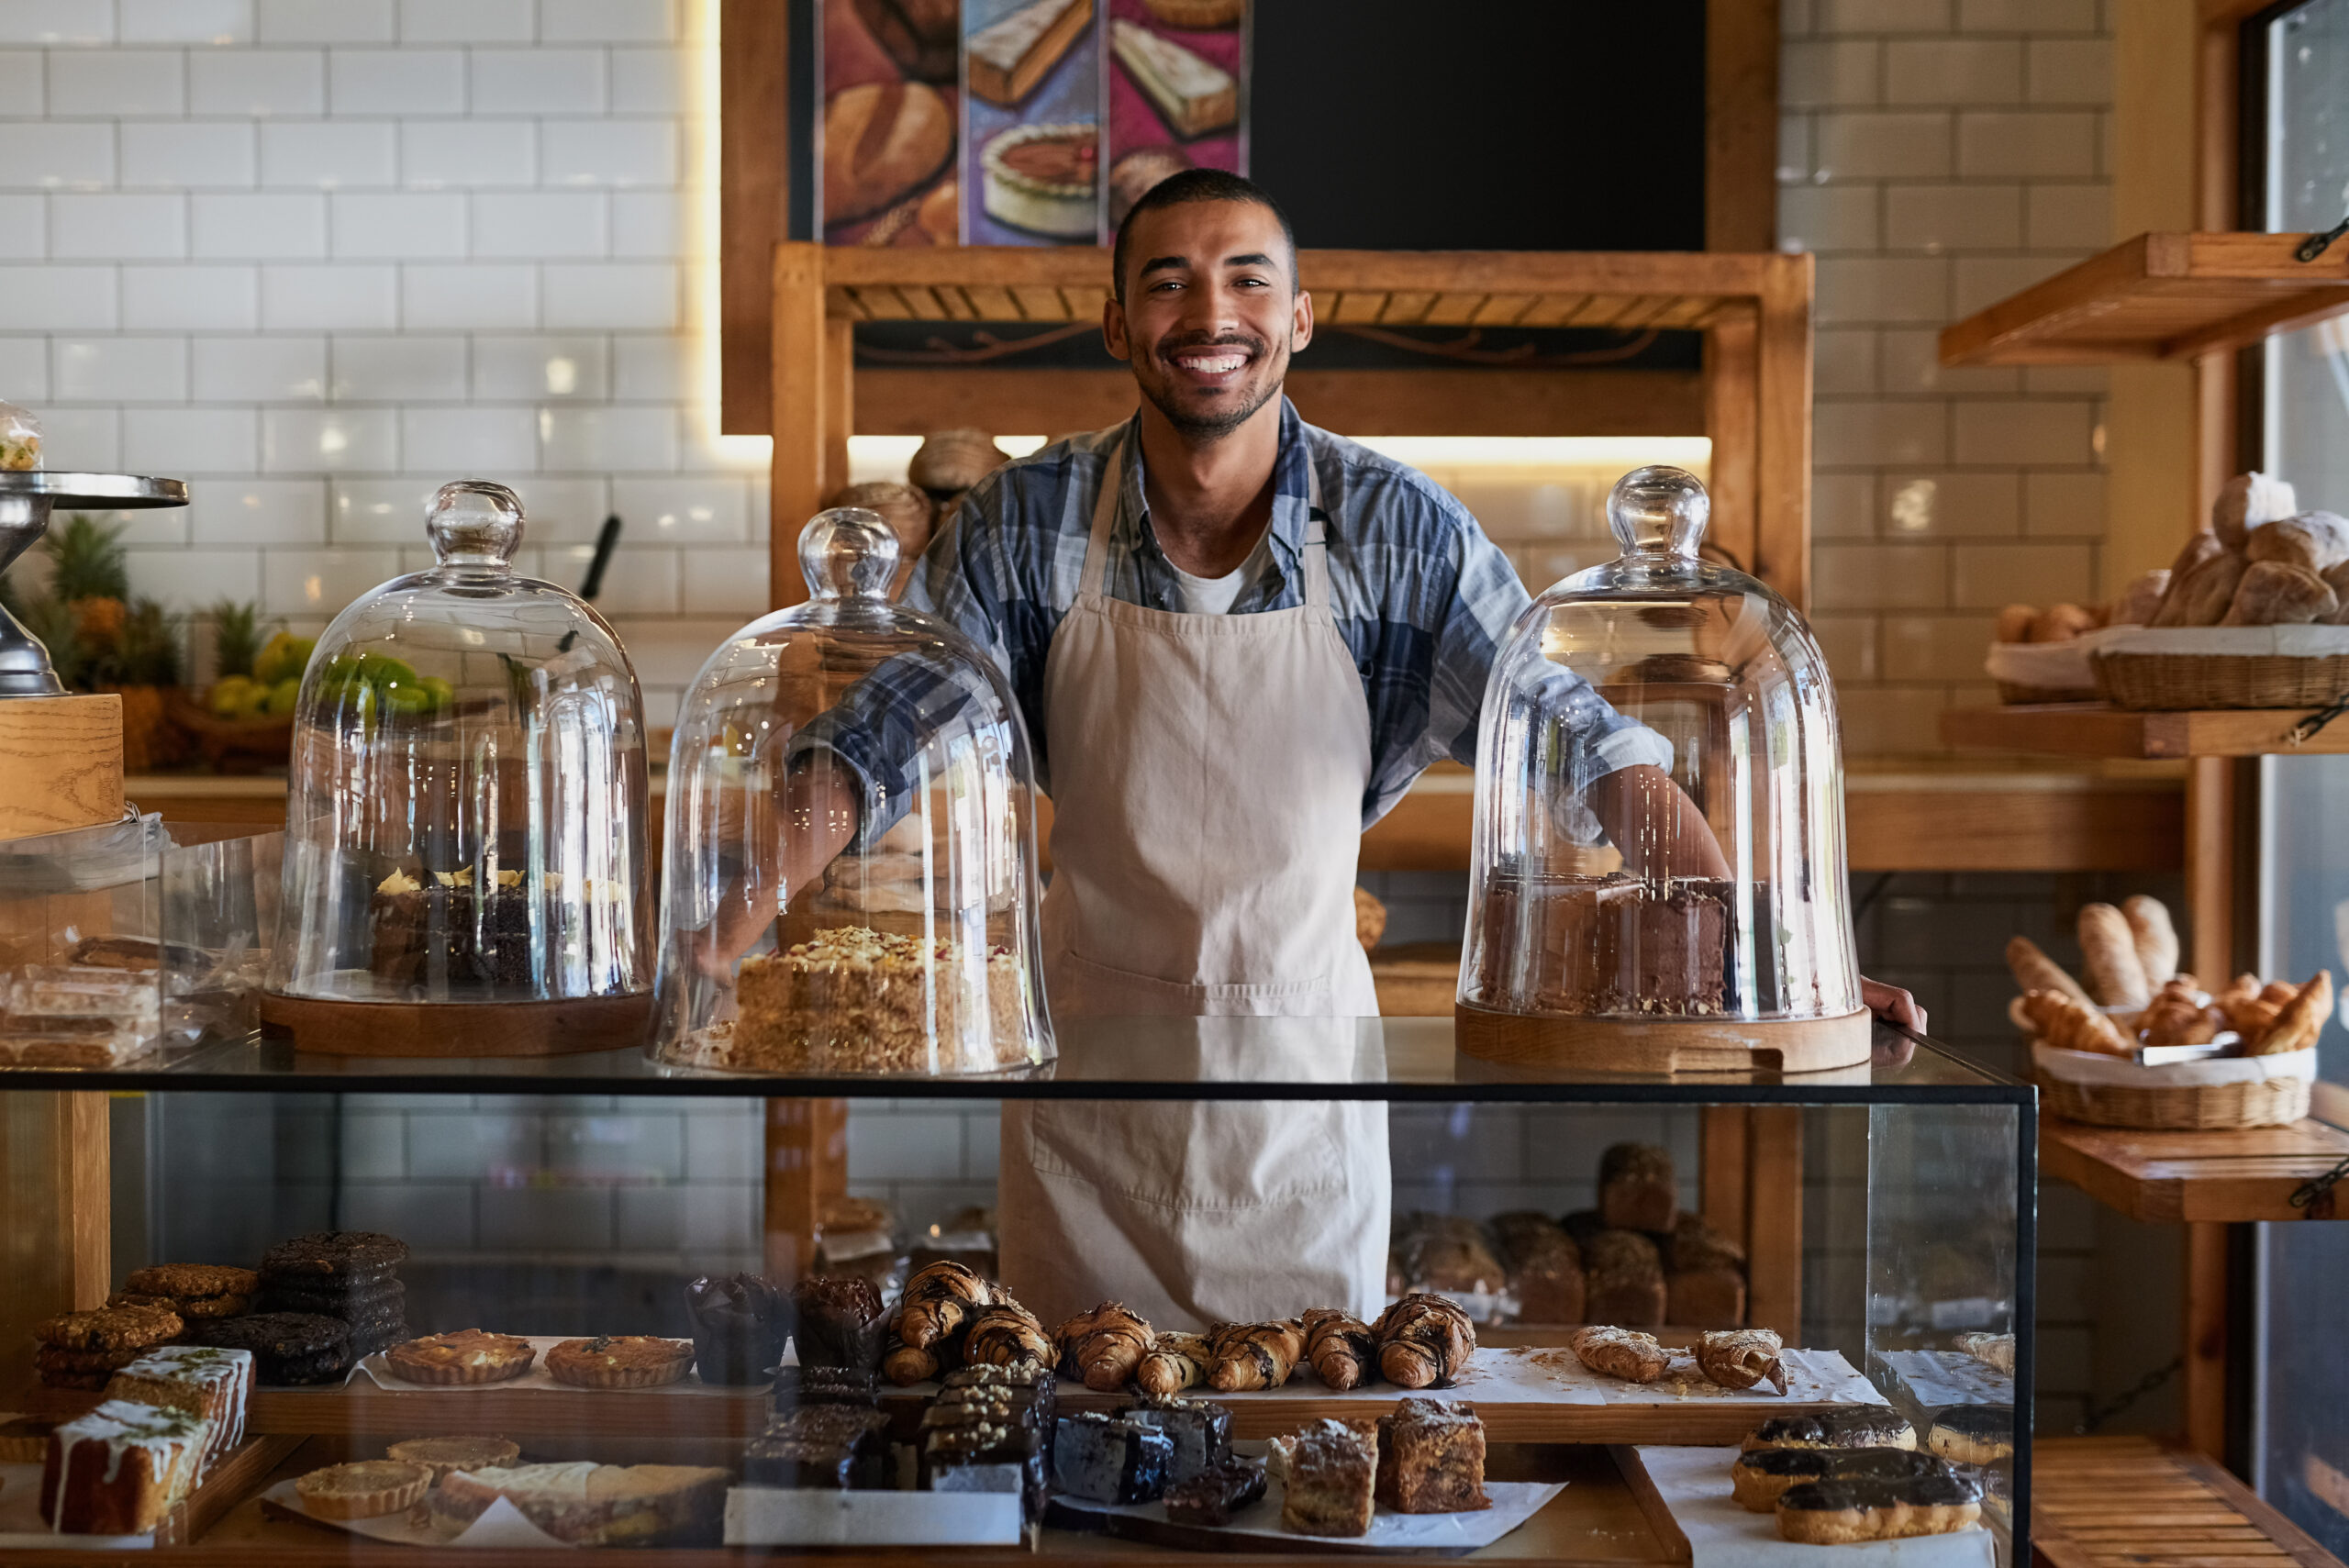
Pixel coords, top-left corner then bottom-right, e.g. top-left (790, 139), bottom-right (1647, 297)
top-left (102, 1346), bottom-right (252, 1476)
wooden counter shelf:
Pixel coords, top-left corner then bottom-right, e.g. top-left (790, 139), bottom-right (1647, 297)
top-left (1940, 701), bottom-right (2349, 760)
top-left (2032, 1433), bottom-right (2343, 1568)
top-left (2042, 1114), bottom-right (2349, 1225)
top-left (1938, 229), bottom-right (2349, 366)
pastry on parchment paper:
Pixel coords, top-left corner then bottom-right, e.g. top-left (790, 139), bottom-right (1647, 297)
top-left (1697, 1328), bottom-right (1787, 1394)
top-left (1567, 1325), bottom-right (1672, 1385)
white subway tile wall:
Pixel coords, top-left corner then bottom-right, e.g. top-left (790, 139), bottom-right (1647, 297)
top-left (1783, 0), bottom-right (2112, 752)
top-left (0, 0), bottom-right (756, 724)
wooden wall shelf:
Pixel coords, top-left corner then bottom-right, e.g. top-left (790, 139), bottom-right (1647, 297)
top-left (1941, 702), bottom-right (2349, 760)
top-left (2041, 1116), bottom-right (2349, 1225)
top-left (1939, 230), bottom-right (2349, 367)
top-left (2033, 1434), bottom-right (2343, 1568)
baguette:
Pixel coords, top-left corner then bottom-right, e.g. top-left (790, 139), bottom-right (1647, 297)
top-left (2076, 903), bottom-right (2151, 1007)
top-left (2005, 936), bottom-right (2088, 1002)
top-left (2120, 896), bottom-right (2178, 986)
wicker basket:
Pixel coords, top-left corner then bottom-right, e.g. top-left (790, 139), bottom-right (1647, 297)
top-left (1986, 630), bottom-right (2127, 706)
top-left (1997, 681), bottom-right (2099, 705)
top-left (2036, 1068), bottom-right (2311, 1129)
top-left (2090, 627), bottom-right (2349, 710)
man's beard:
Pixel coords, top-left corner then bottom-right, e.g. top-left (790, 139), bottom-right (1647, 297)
top-left (1137, 331), bottom-right (1286, 440)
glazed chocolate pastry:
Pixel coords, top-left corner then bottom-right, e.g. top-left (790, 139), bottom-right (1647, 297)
top-left (1776, 1469), bottom-right (1984, 1545)
top-left (1731, 1447), bottom-right (1954, 1513)
top-left (188, 1311), bottom-right (353, 1385)
top-left (1925, 1406), bottom-right (2015, 1466)
top-left (261, 1231), bottom-right (410, 1280)
top-left (1742, 1407), bottom-right (1918, 1452)
top-left (1164, 1459), bottom-right (1267, 1527)
top-left (790, 1276), bottom-right (887, 1370)
top-left (685, 1273), bottom-right (790, 1385)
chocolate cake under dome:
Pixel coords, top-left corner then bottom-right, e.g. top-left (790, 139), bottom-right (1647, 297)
top-left (262, 479), bottom-right (653, 1055)
top-left (1458, 466), bottom-right (1865, 1072)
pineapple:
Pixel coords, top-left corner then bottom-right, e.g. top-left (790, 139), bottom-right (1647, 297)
top-left (209, 598), bottom-right (261, 680)
top-left (44, 515), bottom-right (128, 653)
top-left (113, 598), bottom-right (181, 688)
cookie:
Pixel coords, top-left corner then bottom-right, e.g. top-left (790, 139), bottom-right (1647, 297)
top-left (35, 1303), bottom-right (181, 1351)
top-left (188, 1310), bottom-right (352, 1384)
top-left (37, 1343), bottom-right (150, 1374)
top-left (125, 1263), bottom-right (260, 1299)
top-left (260, 1231), bottom-right (408, 1281)
top-left (262, 1279), bottom-right (405, 1317)
top-left (272, 1349), bottom-right (361, 1386)
top-left (110, 1290), bottom-right (251, 1319)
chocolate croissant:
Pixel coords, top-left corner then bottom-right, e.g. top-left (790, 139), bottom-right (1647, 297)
top-left (1374, 1293), bottom-right (1475, 1389)
top-left (963, 1302), bottom-right (1052, 1371)
top-left (1697, 1329), bottom-right (1787, 1394)
top-left (1135, 1330), bottom-right (1212, 1396)
top-left (1301, 1307), bottom-right (1376, 1391)
top-left (1053, 1301), bottom-right (1152, 1392)
top-left (1208, 1318), bottom-right (1306, 1393)
top-left (896, 1260), bottom-right (995, 1351)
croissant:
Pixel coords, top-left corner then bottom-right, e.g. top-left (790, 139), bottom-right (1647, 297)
top-left (2021, 989), bottom-right (2132, 1055)
top-left (1208, 1318), bottom-right (1306, 1393)
top-left (896, 1260), bottom-right (994, 1351)
top-left (1134, 1331), bottom-right (1212, 1396)
top-left (1301, 1307), bottom-right (1377, 1391)
top-left (2252, 971), bottom-right (2332, 1055)
top-left (880, 1307), bottom-right (938, 1385)
top-left (1053, 1301), bottom-right (1152, 1392)
top-left (1697, 1329), bottom-right (1787, 1395)
top-left (1374, 1293), bottom-right (1475, 1389)
top-left (2137, 979), bottom-right (2222, 1047)
top-left (1568, 1325), bottom-right (1671, 1384)
top-left (2218, 973), bottom-right (2285, 1039)
top-left (963, 1302), bottom-right (1052, 1370)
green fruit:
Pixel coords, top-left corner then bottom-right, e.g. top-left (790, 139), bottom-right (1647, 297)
top-left (418, 675), bottom-right (453, 711)
top-left (359, 652), bottom-right (417, 687)
top-left (207, 676), bottom-right (256, 717)
top-left (254, 630), bottom-right (309, 687)
top-left (236, 681), bottom-right (271, 717)
top-left (382, 682), bottom-right (435, 716)
top-left (265, 677), bottom-right (300, 717)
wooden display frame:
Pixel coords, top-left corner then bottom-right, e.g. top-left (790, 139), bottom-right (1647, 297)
top-left (1454, 1003), bottom-right (1875, 1076)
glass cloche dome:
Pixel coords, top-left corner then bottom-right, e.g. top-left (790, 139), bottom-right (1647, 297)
top-left (1457, 466), bottom-right (1865, 1073)
top-left (651, 508), bottom-right (1052, 1076)
top-left (262, 480), bottom-right (652, 1056)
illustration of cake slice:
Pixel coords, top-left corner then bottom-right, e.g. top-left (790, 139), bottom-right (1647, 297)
top-left (981, 123), bottom-right (1099, 239)
top-left (967, 0), bottom-right (1092, 108)
top-left (1110, 19), bottom-right (1236, 139)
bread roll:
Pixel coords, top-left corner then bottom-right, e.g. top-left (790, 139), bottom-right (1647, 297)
top-left (909, 428), bottom-right (1009, 499)
top-left (2150, 530), bottom-right (2225, 626)
top-left (822, 82), bottom-right (954, 227)
top-left (2120, 895), bottom-right (2178, 986)
top-left (2109, 569), bottom-right (2169, 628)
top-left (2076, 903), bottom-right (2151, 1007)
top-left (2212, 472), bottom-right (2299, 550)
top-left (852, 0), bottom-right (961, 83)
top-left (2248, 511), bottom-right (2349, 573)
top-left (1993, 604), bottom-right (2036, 644)
top-left (2029, 604), bottom-right (2098, 642)
top-left (2156, 550), bottom-right (2246, 627)
top-left (2006, 936), bottom-right (2089, 1001)
top-left (2137, 979), bottom-right (2221, 1046)
top-left (2221, 561), bottom-right (2337, 627)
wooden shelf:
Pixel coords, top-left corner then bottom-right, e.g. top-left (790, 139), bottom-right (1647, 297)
top-left (1939, 230), bottom-right (2349, 366)
top-left (2033, 1434), bottom-right (2343, 1568)
top-left (2041, 1115), bottom-right (2349, 1224)
top-left (1941, 701), bottom-right (2349, 759)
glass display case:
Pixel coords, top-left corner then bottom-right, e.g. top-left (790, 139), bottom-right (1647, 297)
top-left (260, 481), bottom-right (652, 1058)
top-left (0, 1018), bottom-right (2031, 1562)
top-left (650, 507), bottom-right (1051, 1078)
top-left (1459, 467), bottom-right (1865, 1073)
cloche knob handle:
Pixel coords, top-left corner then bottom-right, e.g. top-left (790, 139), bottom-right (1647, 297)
top-left (799, 507), bottom-right (898, 600)
top-left (1607, 465), bottom-right (1709, 559)
top-left (426, 479), bottom-right (524, 565)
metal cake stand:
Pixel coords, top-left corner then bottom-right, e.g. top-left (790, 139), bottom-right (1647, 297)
top-left (0, 471), bottom-right (190, 696)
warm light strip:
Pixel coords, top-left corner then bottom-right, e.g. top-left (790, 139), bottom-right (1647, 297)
top-left (689, 0), bottom-right (774, 471)
top-left (1349, 436), bottom-right (1712, 471)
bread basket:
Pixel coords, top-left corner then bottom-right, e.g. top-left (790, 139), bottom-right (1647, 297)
top-left (2009, 996), bottom-right (2314, 1129)
top-left (1984, 628), bottom-right (2132, 705)
top-left (2090, 626), bottom-right (2349, 710)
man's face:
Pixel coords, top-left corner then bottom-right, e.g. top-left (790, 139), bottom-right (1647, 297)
top-left (1105, 200), bottom-right (1312, 441)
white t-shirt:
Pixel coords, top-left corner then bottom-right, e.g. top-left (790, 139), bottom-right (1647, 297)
top-left (1165, 529), bottom-right (1275, 615)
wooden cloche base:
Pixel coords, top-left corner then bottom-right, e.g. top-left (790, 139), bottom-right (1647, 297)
top-left (258, 990), bottom-right (655, 1057)
top-left (1454, 1000), bottom-right (1875, 1074)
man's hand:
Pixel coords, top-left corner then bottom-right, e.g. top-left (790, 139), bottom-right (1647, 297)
top-left (1862, 977), bottom-right (1925, 1033)
top-left (1586, 763), bottom-right (1732, 881)
top-left (698, 753), bottom-right (863, 976)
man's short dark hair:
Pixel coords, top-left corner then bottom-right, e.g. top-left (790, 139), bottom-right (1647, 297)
top-left (1110, 168), bottom-right (1298, 306)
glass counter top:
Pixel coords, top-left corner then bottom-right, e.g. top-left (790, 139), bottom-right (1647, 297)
top-left (3, 1017), bottom-right (2029, 1103)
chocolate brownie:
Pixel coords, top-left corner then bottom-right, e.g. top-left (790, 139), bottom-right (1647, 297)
top-left (189, 1311), bottom-right (352, 1385)
top-left (260, 1231), bottom-right (408, 1281)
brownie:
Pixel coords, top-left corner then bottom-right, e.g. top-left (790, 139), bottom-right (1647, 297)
top-left (745, 1406), bottom-right (891, 1489)
top-left (772, 1365), bottom-right (879, 1413)
top-left (261, 1231), bottom-right (409, 1280)
top-left (188, 1311), bottom-right (353, 1385)
top-left (1165, 1459), bottom-right (1267, 1527)
top-left (1116, 1396), bottom-right (1231, 1485)
top-left (1374, 1398), bottom-right (1489, 1514)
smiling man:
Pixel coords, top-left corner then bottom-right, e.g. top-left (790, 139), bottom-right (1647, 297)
top-left (787, 169), bottom-right (1919, 1324)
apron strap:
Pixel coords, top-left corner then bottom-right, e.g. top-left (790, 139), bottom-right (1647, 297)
top-left (1302, 458), bottom-right (1331, 611)
top-left (1083, 426), bottom-right (1336, 609)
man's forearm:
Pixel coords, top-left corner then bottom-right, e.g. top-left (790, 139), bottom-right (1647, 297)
top-left (704, 756), bottom-right (863, 972)
top-left (1586, 763), bottom-right (1732, 881)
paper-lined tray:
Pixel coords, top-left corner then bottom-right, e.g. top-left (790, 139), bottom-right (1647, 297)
top-left (260, 1483), bottom-right (576, 1549)
top-left (1633, 1445), bottom-right (1995, 1567)
top-left (1880, 1351), bottom-right (2015, 1411)
top-left (356, 1336), bottom-right (743, 1396)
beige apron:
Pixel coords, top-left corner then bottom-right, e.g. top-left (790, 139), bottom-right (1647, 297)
top-left (998, 429), bottom-right (1389, 1329)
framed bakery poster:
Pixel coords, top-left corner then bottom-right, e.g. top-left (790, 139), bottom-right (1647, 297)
top-left (1104, 0), bottom-right (1248, 228)
top-left (962, 0), bottom-right (1104, 245)
top-left (818, 0), bottom-right (961, 247)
